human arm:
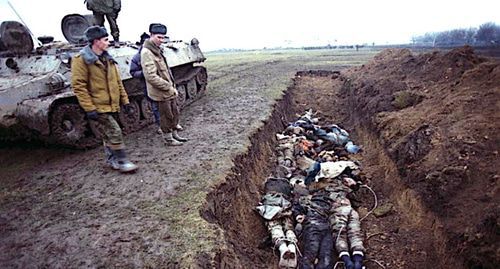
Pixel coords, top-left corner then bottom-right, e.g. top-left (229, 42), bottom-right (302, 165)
top-left (129, 53), bottom-right (143, 78)
top-left (141, 49), bottom-right (176, 92)
top-left (116, 66), bottom-right (130, 107)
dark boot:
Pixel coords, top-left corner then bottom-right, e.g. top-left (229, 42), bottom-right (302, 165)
top-left (112, 149), bottom-right (138, 173)
top-left (104, 146), bottom-right (119, 170)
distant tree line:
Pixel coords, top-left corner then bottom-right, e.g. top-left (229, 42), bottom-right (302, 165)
top-left (303, 44), bottom-right (363, 50)
top-left (412, 22), bottom-right (500, 46)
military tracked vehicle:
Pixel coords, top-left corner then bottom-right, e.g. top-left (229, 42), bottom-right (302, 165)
top-left (0, 14), bottom-right (207, 148)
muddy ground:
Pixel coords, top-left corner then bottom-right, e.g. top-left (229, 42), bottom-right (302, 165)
top-left (1, 47), bottom-right (498, 269)
top-left (0, 49), bottom-right (375, 268)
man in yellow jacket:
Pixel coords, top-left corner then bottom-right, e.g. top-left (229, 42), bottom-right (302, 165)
top-left (71, 26), bottom-right (138, 172)
top-left (141, 23), bottom-right (187, 146)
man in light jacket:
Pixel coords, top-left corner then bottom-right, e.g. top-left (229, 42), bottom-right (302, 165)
top-left (141, 23), bottom-right (187, 146)
top-left (71, 26), bottom-right (138, 172)
top-left (129, 32), bottom-right (162, 134)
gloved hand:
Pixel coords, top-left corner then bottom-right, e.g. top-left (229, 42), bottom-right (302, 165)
top-left (123, 104), bottom-right (133, 115)
top-left (340, 255), bottom-right (354, 269)
top-left (86, 110), bottom-right (99, 120)
top-left (352, 254), bottom-right (364, 269)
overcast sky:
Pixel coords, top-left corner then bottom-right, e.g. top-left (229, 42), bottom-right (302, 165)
top-left (1, 0), bottom-right (499, 51)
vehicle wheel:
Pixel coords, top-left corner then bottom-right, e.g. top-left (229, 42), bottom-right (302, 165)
top-left (140, 97), bottom-right (155, 124)
top-left (50, 103), bottom-right (99, 148)
top-left (196, 68), bottom-right (208, 94)
top-left (186, 78), bottom-right (197, 100)
top-left (118, 99), bottom-right (141, 133)
top-left (177, 85), bottom-right (187, 108)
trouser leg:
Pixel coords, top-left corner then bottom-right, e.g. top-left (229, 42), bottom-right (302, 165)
top-left (94, 113), bottom-right (124, 150)
top-left (105, 12), bottom-right (120, 41)
top-left (268, 219), bottom-right (297, 268)
top-left (299, 223), bottom-right (322, 269)
top-left (347, 209), bottom-right (365, 253)
top-left (151, 100), bottom-right (160, 126)
top-left (169, 99), bottom-right (180, 127)
top-left (268, 220), bottom-right (285, 246)
top-left (92, 12), bottom-right (105, 26)
top-left (92, 114), bottom-right (137, 172)
top-left (330, 205), bottom-right (351, 255)
top-left (317, 228), bottom-right (334, 269)
top-left (158, 100), bottom-right (178, 133)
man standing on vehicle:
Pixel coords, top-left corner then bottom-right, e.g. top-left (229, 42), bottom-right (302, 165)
top-left (85, 0), bottom-right (121, 43)
top-left (71, 25), bottom-right (138, 173)
top-left (141, 23), bottom-right (187, 146)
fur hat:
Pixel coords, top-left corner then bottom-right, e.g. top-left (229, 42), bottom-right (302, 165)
top-left (149, 23), bottom-right (167, 35)
top-left (84, 26), bottom-right (108, 42)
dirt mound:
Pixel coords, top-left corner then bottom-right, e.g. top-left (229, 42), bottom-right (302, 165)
top-left (339, 46), bottom-right (499, 268)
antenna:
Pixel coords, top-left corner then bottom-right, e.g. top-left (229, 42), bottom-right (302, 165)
top-left (6, 0), bottom-right (42, 46)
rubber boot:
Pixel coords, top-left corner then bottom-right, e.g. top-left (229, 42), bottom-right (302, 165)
top-left (113, 149), bottom-right (138, 173)
top-left (172, 130), bottom-right (188, 142)
top-left (164, 132), bottom-right (183, 146)
top-left (104, 146), bottom-right (119, 170)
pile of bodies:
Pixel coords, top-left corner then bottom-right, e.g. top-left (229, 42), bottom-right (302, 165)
top-left (256, 110), bottom-right (367, 269)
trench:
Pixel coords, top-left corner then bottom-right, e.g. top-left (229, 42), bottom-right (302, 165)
top-left (202, 71), bottom-right (459, 269)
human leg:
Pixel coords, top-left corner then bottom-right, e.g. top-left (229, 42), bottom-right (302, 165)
top-left (299, 222), bottom-right (322, 269)
top-left (347, 209), bottom-right (365, 269)
top-left (316, 227), bottom-right (334, 269)
top-left (105, 12), bottom-right (119, 41)
top-left (96, 113), bottom-right (137, 172)
top-left (158, 100), bottom-right (183, 146)
top-left (169, 100), bottom-right (187, 141)
top-left (92, 12), bottom-right (105, 26)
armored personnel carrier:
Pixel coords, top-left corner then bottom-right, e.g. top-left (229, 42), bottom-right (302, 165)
top-left (0, 14), bottom-right (207, 148)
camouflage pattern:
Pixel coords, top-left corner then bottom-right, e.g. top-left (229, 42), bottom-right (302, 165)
top-left (86, 0), bottom-right (121, 15)
top-left (276, 135), bottom-right (298, 168)
top-left (93, 12), bottom-right (120, 41)
top-left (308, 177), bottom-right (365, 254)
top-left (329, 197), bottom-right (365, 253)
top-left (90, 113), bottom-right (124, 150)
top-left (267, 218), bottom-right (296, 247)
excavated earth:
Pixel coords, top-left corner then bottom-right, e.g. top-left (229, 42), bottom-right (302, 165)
top-left (205, 47), bottom-right (499, 269)
top-left (1, 46), bottom-right (499, 269)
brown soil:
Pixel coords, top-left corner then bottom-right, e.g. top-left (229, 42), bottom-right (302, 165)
top-left (204, 47), bottom-right (499, 269)
top-left (0, 46), bottom-right (498, 269)
top-left (337, 46), bottom-right (500, 269)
